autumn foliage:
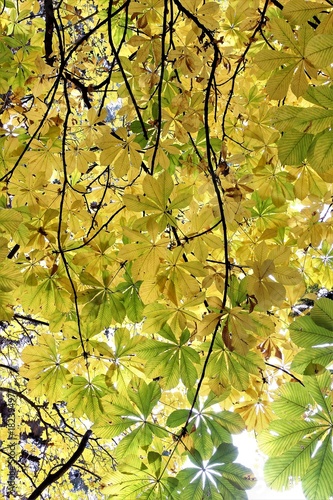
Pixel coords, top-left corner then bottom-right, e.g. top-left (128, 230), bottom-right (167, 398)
top-left (0, 0), bottom-right (333, 498)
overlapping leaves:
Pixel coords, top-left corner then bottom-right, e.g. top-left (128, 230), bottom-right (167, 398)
top-left (258, 371), bottom-right (333, 499)
top-left (290, 297), bottom-right (333, 373)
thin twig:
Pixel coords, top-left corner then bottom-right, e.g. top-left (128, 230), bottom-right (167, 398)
top-left (265, 361), bottom-right (305, 386)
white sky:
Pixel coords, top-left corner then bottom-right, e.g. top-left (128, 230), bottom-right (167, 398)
top-left (233, 432), bottom-right (306, 500)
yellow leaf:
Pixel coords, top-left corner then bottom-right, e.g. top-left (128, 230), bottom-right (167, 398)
top-left (197, 313), bottom-right (222, 338)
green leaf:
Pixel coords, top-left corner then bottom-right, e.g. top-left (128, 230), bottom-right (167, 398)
top-left (116, 424), bottom-right (153, 458)
top-left (278, 130), bottom-right (313, 165)
top-left (271, 105), bottom-right (301, 132)
top-left (213, 411), bottom-right (245, 435)
top-left (138, 338), bottom-right (200, 389)
top-left (294, 108), bottom-right (333, 134)
top-left (166, 409), bottom-right (189, 427)
top-left (304, 84), bottom-right (333, 108)
top-left (0, 261), bottom-right (22, 291)
top-left (264, 439), bottom-right (315, 491)
top-left (291, 346), bottom-right (333, 373)
top-left (266, 64), bottom-right (295, 100)
top-left (102, 394), bottom-right (141, 419)
top-left (304, 371), bottom-right (332, 418)
top-left (290, 315), bottom-right (333, 348)
top-left (124, 288), bottom-right (144, 322)
top-left (311, 297), bottom-right (333, 330)
top-left (290, 299), bottom-right (333, 374)
top-left (272, 382), bottom-right (309, 419)
top-left (207, 335), bottom-right (265, 391)
top-left (208, 442), bottom-right (238, 465)
top-left (214, 462), bottom-right (256, 493)
top-left (302, 432), bottom-right (333, 500)
top-left (192, 424), bottom-right (214, 459)
top-left (65, 375), bottom-right (105, 421)
top-left (307, 130), bottom-right (333, 180)
top-left (177, 444), bottom-right (255, 500)
top-left (258, 420), bottom-right (321, 456)
top-left (128, 379), bottom-right (160, 418)
top-left (102, 455), bottom-right (178, 497)
top-left (259, 370), bottom-right (333, 494)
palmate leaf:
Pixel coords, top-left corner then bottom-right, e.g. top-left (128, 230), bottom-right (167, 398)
top-left (21, 269), bottom-right (72, 318)
top-left (0, 261), bottom-right (22, 291)
top-left (167, 392), bottom-right (245, 459)
top-left (176, 443), bottom-right (256, 500)
top-left (123, 170), bottom-right (174, 221)
top-left (271, 105), bottom-right (302, 132)
top-left (304, 370), bottom-right (332, 417)
top-left (266, 64), bottom-right (295, 100)
top-left (258, 371), bottom-right (333, 495)
top-left (116, 424), bottom-right (153, 459)
top-left (258, 419), bottom-right (322, 457)
top-left (254, 50), bottom-right (297, 72)
top-left (290, 297), bottom-right (333, 373)
top-left (254, 17), bottom-right (306, 100)
top-left (116, 273), bottom-right (144, 323)
top-left (0, 290), bottom-right (15, 320)
top-left (93, 379), bottom-right (164, 457)
top-left (207, 335), bottom-right (265, 392)
top-left (5, 0), bottom-right (333, 496)
top-left (137, 330), bottom-right (200, 389)
top-left (20, 333), bottom-right (71, 403)
top-left (127, 378), bottom-right (161, 419)
top-left (105, 328), bottom-right (146, 392)
top-left (102, 454), bottom-right (179, 498)
top-left (64, 374), bottom-right (114, 421)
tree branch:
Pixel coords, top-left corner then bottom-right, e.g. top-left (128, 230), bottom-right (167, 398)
top-left (44, 0), bottom-right (56, 65)
top-left (265, 361), bottom-right (305, 386)
top-left (27, 430), bottom-right (92, 500)
top-left (13, 314), bottom-right (49, 326)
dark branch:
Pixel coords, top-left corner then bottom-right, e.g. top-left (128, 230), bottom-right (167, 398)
top-left (0, 363), bottom-right (19, 374)
top-left (27, 430), bottom-right (92, 499)
top-left (44, 0), bottom-right (56, 65)
top-left (265, 361), bottom-right (305, 386)
top-left (7, 243), bottom-right (20, 259)
top-left (13, 314), bottom-right (49, 326)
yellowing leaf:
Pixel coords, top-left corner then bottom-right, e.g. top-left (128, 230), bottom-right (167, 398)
top-left (305, 34), bottom-right (333, 67)
top-left (197, 313), bottom-right (222, 338)
top-left (284, 0), bottom-right (328, 25)
top-left (0, 208), bottom-right (22, 233)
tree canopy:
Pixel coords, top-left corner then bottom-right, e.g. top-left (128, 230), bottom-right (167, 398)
top-left (0, 0), bottom-right (333, 498)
